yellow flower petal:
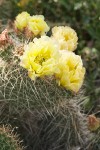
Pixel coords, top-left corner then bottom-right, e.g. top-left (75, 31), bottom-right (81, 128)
top-left (20, 36), bottom-right (60, 80)
top-left (52, 26), bottom-right (78, 51)
top-left (55, 50), bottom-right (85, 92)
top-left (28, 15), bottom-right (50, 36)
top-left (15, 12), bottom-right (30, 31)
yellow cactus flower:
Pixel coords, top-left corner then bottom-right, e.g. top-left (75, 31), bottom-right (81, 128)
top-left (15, 12), bottom-right (30, 31)
top-left (20, 36), bottom-right (60, 80)
top-left (52, 26), bottom-right (78, 51)
top-left (17, 0), bottom-right (30, 7)
top-left (28, 15), bottom-right (50, 36)
top-left (55, 50), bottom-right (85, 93)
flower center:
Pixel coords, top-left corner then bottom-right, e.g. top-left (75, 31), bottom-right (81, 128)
top-left (35, 55), bottom-right (46, 65)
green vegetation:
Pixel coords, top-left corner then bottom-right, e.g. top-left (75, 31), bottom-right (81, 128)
top-left (0, 0), bottom-right (100, 149)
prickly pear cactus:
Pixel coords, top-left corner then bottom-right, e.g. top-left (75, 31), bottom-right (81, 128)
top-left (0, 125), bottom-right (23, 150)
top-left (0, 13), bottom-right (93, 150)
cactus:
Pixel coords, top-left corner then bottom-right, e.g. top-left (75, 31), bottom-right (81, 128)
top-left (0, 56), bottom-right (94, 150)
top-left (0, 27), bottom-right (94, 150)
top-left (0, 37), bottom-right (94, 150)
top-left (0, 125), bottom-right (23, 150)
top-left (86, 130), bottom-right (100, 150)
top-left (15, 99), bottom-right (93, 150)
top-left (92, 130), bottom-right (100, 150)
top-left (0, 60), bottom-right (70, 117)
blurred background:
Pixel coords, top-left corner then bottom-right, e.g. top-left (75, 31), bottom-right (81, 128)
top-left (0, 0), bottom-right (100, 114)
